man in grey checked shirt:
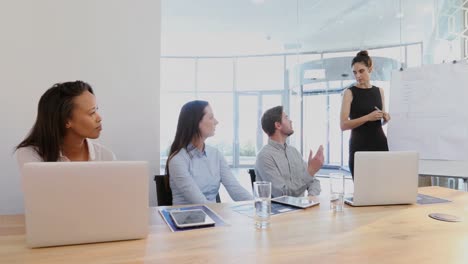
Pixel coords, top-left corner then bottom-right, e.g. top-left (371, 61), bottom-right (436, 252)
top-left (255, 106), bottom-right (324, 198)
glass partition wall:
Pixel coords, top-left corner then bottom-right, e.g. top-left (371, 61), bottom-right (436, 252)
top-left (161, 0), bottom-right (467, 170)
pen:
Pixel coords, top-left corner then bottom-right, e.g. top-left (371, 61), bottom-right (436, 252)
top-left (375, 106), bottom-right (386, 121)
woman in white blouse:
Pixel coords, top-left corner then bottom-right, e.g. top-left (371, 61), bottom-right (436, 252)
top-left (15, 81), bottom-right (115, 169)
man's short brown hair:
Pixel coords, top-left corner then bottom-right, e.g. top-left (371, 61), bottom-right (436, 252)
top-left (261, 106), bottom-right (283, 136)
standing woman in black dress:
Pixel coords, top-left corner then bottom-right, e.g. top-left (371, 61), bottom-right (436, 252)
top-left (340, 50), bottom-right (390, 178)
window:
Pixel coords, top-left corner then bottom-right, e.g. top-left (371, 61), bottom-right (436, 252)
top-left (237, 56), bottom-right (284, 91)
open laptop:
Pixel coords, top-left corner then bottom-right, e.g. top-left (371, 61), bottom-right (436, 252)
top-left (344, 151), bottom-right (419, 206)
top-left (22, 161), bottom-right (149, 248)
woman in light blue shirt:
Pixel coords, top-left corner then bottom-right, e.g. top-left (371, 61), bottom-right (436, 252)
top-left (167, 100), bottom-right (252, 205)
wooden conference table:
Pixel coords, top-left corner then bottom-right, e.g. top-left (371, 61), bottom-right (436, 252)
top-left (1, 187), bottom-right (468, 264)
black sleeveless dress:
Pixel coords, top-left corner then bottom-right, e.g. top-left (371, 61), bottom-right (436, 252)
top-left (348, 86), bottom-right (389, 177)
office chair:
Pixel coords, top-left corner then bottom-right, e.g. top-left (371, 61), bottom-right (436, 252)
top-left (154, 175), bottom-right (221, 205)
top-left (248, 169), bottom-right (256, 188)
top-left (154, 175), bottom-right (173, 206)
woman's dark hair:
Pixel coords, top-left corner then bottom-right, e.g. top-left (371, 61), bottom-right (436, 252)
top-left (16, 81), bottom-right (94, 161)
top-left (166, 100), bottom-right (209, 173)
top-left (351, 50), bottom-right (373, 68)
top-left (261, 106), bottom-right (283, 136)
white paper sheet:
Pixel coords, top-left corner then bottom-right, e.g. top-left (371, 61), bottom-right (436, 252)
top-left (388, 63), bottom-right (468, 160)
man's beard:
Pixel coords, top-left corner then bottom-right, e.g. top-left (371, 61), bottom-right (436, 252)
top-left (285, 129), bottom-right (294, 137)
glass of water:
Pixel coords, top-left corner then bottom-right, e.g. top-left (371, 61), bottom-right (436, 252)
top-left (253, 181), bottom-right (271, 229)
top-left (329, 173), bottom-right (345, 212)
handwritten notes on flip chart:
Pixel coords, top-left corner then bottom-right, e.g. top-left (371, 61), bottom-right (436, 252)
top-left (388, 63), bottom-right (468, 160)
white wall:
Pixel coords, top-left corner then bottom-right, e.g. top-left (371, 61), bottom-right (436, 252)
top-left (0, 0), bottom-right (161, 214)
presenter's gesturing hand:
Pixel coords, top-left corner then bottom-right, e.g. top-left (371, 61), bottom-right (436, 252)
top-left (383, 112), bottom-right (391, 124)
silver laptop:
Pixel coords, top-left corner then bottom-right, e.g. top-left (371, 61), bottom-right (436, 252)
top-left (345, 151), bottom-right (419, 206)
top-left (22, 161), bottom-right (149, 248)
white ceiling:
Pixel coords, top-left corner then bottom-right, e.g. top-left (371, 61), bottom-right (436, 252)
top-left (162, 0), bottom-right (438, 56)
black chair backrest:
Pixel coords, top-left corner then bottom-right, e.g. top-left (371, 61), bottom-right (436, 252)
top-left (154, 175), bottom-right (173, 206)
top-left (248, 169), bottom-right (256, 188)
top-left (154, 175), bottom-right (221, 205)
